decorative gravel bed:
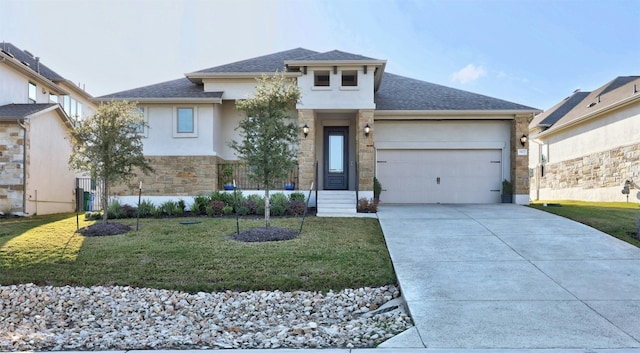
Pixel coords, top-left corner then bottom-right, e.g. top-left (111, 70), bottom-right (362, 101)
top-left (0, 283), bottom-right (412, 351)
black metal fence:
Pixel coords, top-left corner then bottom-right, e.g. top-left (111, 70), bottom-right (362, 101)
top-left (217, 163), bottom-right (299, 190)
top-left (76, 177), bottom-right (103, 211)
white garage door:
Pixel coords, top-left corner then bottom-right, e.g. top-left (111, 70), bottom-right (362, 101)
top-left (376, 149), bottom-right (502, 203)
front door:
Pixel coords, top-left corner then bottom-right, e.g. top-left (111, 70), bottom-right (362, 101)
top-left (324, 127), bottom-right (348, 190)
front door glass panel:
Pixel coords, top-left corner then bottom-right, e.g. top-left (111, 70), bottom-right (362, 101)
top-left (329, 135), bottom-right (344, 173)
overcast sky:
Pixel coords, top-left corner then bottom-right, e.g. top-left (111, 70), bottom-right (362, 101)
top-left (2, 0), bottom-right (639, 110)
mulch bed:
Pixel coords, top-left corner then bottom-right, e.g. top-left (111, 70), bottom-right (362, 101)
top-left (228, 227), bottom-right (299, 242)
top-left (77, 223), bottom-right (132, 237)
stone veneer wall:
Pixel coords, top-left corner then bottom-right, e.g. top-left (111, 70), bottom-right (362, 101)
top-left (511, 114), bottom-right (531, 196)
top-left (357, 110), bottom-right (374, 191)
top-left (0, 122), bottom-right (24, 212)
top-left (539, 142), bottom-right (640, 192)
top-left (297, 110), bottom-right (316, 190)
top-left (111, 155), bottom-right (223, 196)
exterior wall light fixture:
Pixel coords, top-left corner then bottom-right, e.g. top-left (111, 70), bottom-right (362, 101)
top-left (520, 134), bottom-right (528, 146)
top-left (302, 124), bottom-right (309, 138)
top-left (364, 123), bottom-right (371, 137)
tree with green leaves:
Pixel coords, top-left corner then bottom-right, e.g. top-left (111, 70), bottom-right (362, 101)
top-left (69, 100), bottom-right (153, 223)
top-left (230, 72), bottom-right (301, 228)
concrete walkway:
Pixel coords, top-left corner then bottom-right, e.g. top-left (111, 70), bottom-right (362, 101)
top-left (377, 204), bottom-right (640, 351)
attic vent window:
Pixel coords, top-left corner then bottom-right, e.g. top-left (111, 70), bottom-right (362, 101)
top-left (314, 70), bottom-right (330, 87)
top-left (341, 70), bottom-right (358, 87)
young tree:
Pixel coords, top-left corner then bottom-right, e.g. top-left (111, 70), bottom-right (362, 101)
top-left (230, 72), bottom-right (301, 228)
top-left (69, 100), bottom-right (153, 223)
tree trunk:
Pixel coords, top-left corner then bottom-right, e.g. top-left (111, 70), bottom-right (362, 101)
top-left (264, 188), bottom-right (270, 228)
top-left (101, 181), bottom-right (109, 224)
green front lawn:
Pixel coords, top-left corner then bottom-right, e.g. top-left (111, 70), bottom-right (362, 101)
top-left (0, 214), bottom-right (396, 292)
top-left (530, 201), bottom-right (640, 247)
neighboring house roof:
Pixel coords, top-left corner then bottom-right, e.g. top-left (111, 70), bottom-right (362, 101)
top-left (1, 42), bottom-right (65, 82)
top-left (375, 73), bottom-right (538, 111)
top-left (530, 91), bottom-right (591, 128)
top-left (533, 76), bottom-right (640, 137)
top-left (95, 78), bottom-right (223, 103)
top-left (99, 48), bottom-right (538, 112)
top-left (0, 103), bottom-right (58, 119)
top-left (0, 103), bottom-right (72, 127)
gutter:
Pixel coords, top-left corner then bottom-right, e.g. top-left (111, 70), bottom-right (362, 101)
top-left (16, 118), bottom-right (27, 214)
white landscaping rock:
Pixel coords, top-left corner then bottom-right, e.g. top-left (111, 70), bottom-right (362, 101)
top-left (0, 284), bottom-right (412, 351)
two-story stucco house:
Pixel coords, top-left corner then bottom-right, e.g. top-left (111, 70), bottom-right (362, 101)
top-left (529, 76), bottom-right (640, 202)
top-left (0, 42), bottom-right (96, 215)
top-left (97, 48), bottom-right (539, 213)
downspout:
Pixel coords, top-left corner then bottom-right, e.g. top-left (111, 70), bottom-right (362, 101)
top-left (17, 118), bottom-right (27, 214)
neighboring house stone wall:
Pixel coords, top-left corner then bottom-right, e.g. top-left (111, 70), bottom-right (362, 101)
top-left (0, 122), bottom-right (24, 212)
top-left (538, 142), bottom-right (640, 201)
top-left (111, 155), bottom-right (223, 197)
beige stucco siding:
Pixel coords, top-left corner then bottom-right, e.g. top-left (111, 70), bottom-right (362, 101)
top-left (25, 112), bottom-right (76, 215)
top-left (0, 65), bottom-right (30, 105)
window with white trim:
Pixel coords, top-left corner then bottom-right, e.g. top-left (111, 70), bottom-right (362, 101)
top-left (28, 82), bottom-right (37, 103)
top-left (314, 70), bottom-right (330, 87)
top-left (341, 70), bottom-right (357, 87)
top-left (131, 107), bottom-right (146, 136)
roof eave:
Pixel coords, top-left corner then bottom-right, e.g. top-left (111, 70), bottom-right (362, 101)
top-left (1, 52), bottom-right (69, 95)
top-left (185, 71), bottom-right (301, 84)
top-left (60, 80), bottom-right (95, 101)
top-left (374, 109), bottom-right (541, 118)
top-left (535, 94), bottom-right (640, 139)
top-left (92, 97), bottom-right (223, 104)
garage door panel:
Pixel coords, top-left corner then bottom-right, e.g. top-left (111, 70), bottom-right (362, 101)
top-left (377, 149), bottom-right (502, 204)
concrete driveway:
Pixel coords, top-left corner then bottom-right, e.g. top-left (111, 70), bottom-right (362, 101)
top-left (377, 204), bottom-right (640, 350)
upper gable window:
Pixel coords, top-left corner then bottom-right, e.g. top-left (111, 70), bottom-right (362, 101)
top-left (341, 70), bottom-right (358, 87)
top-left (28, 82), bottom-right (37, 103)
top-left (314, 71), bottom-right (330, 87)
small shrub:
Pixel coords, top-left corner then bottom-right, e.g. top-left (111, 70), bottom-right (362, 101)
top-left (177, 199), bottom-right (186, 212)
top-left (205, 206), bottom-right (215, 217)
top-left (222, 205), bottom-right (234, 215)
top-left (237, 206), bottom-right (250, 216)
top-left (121, 204), bottom-right (137, 218)
top-left (271, 204), bottom-right (285, 217)
top-left (243, 199), bottom-right (258, 214)
top-left (357, 198), bottom-right (378, 213)
top-left (270, 193), bottom-right (289, 210)
top-left (286, 200), bottom-right (306, 216)
top-left (160, 200), bottom-right (179, 216)
top-left (210, 191), bottom-right (234, 207)
top-left (107, 199), bottom-right (124, 219)
top-left (84, 211), bottom-right (102, 221)
top-left (152, 206), bottom-right (163, 218)
top-left (138, 199), bottom-right (156, 217)
top-left (256, 205), bottom-right (265, 216)
top-left (209, 200), bottom-right (225, 216)
top-left (191, 195), bottom-right (209, 215)
top-left (289, 192), bottom-right (305, 202)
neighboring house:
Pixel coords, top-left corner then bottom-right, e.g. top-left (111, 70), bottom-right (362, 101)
top-left (97, 48), bottom-right (539, 213)
top-left (529, 76), bottom-right (640, 202)
top-left (0, 42), bottom-right (96, 215)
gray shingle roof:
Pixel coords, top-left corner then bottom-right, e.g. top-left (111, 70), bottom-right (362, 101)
top-left (0, 103), bottom-right (58, 119)
top-left (97, 78), bottom-right (223, 100)
top-left (375, 73), bottom-right (538, 111)
top-left (195, 48), bottom-right (319, 73)
top-left (292, 50), bottom-right (379, 61)
top-left (536, 91), bottom-right (590, 127)
top-left (1, 43), bottom-right (65, 82)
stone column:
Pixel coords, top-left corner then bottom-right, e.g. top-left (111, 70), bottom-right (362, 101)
top-left (357, 110), bottom-right (375, 191)
top-left (511, 114), bottom-right (532, 204)
top-left (297, 109), bottom-right (316, 190)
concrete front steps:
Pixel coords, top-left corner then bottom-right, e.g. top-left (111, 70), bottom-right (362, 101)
top-left (316, 191), bottom-right (357, 217)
